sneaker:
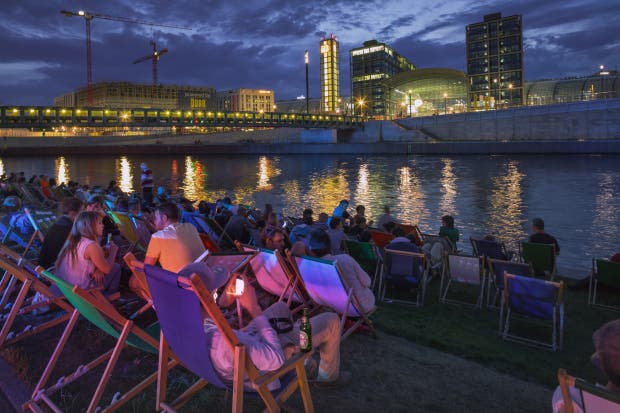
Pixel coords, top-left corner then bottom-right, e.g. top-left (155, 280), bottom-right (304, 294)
top-left (31, 292), bottom-right (50, 316)
top-left (314, 371), bottom-right (352, 389)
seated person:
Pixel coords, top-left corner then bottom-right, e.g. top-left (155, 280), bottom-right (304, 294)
top-left (289, 208), bottom-right (313, 245)
top-left (388, 226), bottom-right (420, 252)
top-left (328, 200), bottom-right (351, 228)
top-left (261, 227), bottom-right (287, 252)
top-left (439, 215), bottom-right (459, 247)
top-left (327, 217), bottom-right (347, 255)
top-left (377, 205), bottom-right (397, 232)
top-left (225, 206), bottom-right (253, 244)
top-left (195, 266), bottom-right (351, 389)
top-left (391, 226), bottom-right (413, 244)
top-left (348, 216), bottom-right (371, 243)
top-left (38, 197), bottom-right (83, 269)
top-left (3, 196), bottom-right (34, 239)
top-left (307, 230), bottom-right (375, 314)
top-left (312, 212), bottom-right (329, 231)
top-left (352, 204), bottom-right (373, 227)
top-left (552, 319), bottom-right (620, 412)
top-left (528, 217), bottom-right (560, 255)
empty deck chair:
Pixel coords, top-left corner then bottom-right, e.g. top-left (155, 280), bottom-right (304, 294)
top-left (557, 368), bottom-right (620, 413)
top-left (285, 250), bottom-right (377, 339)
top-left (0, 247), bottom-right (72, 348)
top-left (486, 258), bottom-right (531, 308)
top-left (521, 241), bottom-right (557, 279)
top-left (381, 245), bottom-right (428, 307)
top-left (588, 258), bottom-right (620, 311)
top-left (440, 254), bottom-right (485, 308)
top-left (143, 264), bottom-right (314, 413)
top-left (24, 267), bottom-right (168, 413)
top-left (470, 237), bottom-right (511, 261)
top-left (501, 273), bottom-right (564, 351)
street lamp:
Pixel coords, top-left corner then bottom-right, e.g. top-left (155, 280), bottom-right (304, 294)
top-left (407, 89), bottom-right (412, 116)
top-left (357, 99), bottom-right (365, 117)
top-left (443, 92), bottom-right (448, 115)
top-left (304, 50), bottom-right (309, 114)
top-left (508, 83), bottom-right (513, 107)
top-left (493, 78), bottom-right (498, 110)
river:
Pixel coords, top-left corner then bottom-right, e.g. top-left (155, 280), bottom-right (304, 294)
top-left (2, 153), bottom-right (619, 277)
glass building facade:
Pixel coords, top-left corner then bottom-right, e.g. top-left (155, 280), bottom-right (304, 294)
top-left (320, 35), bottom-right (341, 113)
top-left (384, 69), bottom-right (468, 117)
top-left (350, 40), bottom-right (415, 118)
top-left (466, 13), bottom-right (523, 110)
top-left (524, 70), bottom-right (620, 105)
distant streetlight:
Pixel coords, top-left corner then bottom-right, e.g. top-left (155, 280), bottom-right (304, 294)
top-left (443, 92), bottom-right (448, 115)
top-left (493, 79), bottom-right (498, 110)
top-left (357, 99), bottom-right (365, 117)
top-left (407, 89), bottom-right (412, 116)
top-left (508, 83), bottom-right (513, 107)
top-left (304, 50), bottom-right (309, 114)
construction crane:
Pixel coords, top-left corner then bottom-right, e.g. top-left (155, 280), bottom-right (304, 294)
top-left (60, 9), bottom-right (191, 105)
top-left (133, 41), bottom-right (168, 87)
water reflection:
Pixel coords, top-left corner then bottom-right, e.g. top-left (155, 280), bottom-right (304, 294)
top-left (396, 166), bottom-right (428, 229)
top-left (115, 156), bottom-right (133, 194)
top-left (55, 156), bottom-right (70, 185)
top-left (440, 158), bottom-right (457, 215)
top-left (256, 156), bottom-right (281, 191)
top-left (353, 164), bottom-right (371, 213)
top-left (182, 156), bottom-right (208, 202)
top-left (305, 168), bottom-right (350, 216)
top-left (486, 161), bottom-right (526, 249)
top-left (592, 172), bottom-right (619, 255)
top-left (0, 159), bottom-right (4, 177)
top-left (170, 159), bottom-right (179, 196)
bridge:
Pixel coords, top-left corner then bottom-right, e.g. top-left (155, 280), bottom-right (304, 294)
top-left (0, 106), bottom-right (364, 129)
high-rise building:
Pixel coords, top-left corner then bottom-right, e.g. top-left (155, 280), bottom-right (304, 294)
top-left (216, 89), bottom-right (275, 112)
top-left (350, 40), bottom-right (415, 118)
top-left (466, 12), bottom-right (523, 109)
top-left (319, 34), bottom-right (340, 113)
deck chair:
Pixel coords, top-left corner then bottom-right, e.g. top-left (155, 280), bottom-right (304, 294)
top-left (369, 230), bottom-right (394, 290)
top-left (470, 237), bottom-right (512, 261)
top-left (557, 368), bottom-right (620, 413)
top-left (182, 212), bottom-right (210, 234)
top-left (486, 258), bottom-right (531, 309)
top-left (285, 251), bottom-right (377, 340)
top-left (422, 233), bottom-right (456, 254)
top-left (381, 245), bottom-right (428, 307)
top-left (18, 184), bottom-right (55, 209)
top-left (206, 217), bottom-right (236, 250)
top-left (0, 247), bottom-right (72, 348)
top-left (24, 267), bottom-right (170, 413)
top-left (107, 211), bottom-right (147, 256)
top-left (0, 214), bottom-right (30, 251)
top-left (143, 264), bottom-right (314, 413)
top-left (440, 254), bottom-right (485, 308)
top-left (588, 258), bottom-right (620, 311)
top-left (399, 224), bottom-right (423, 246)
top-left (123, 252), bottom-right (154, 319)
top-left (520, 241), bottom-right (557, 279)
top-left (501, 273), bottom-right (564, 351)
top-left (342, 239), bottom-right (379, 284)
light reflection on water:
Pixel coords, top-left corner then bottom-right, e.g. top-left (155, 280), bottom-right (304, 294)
top-left (2, 153), bottom-right (619, 276)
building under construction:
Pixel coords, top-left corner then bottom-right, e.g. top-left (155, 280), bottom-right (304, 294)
top-left (53, 81), bottom-right (217, 110)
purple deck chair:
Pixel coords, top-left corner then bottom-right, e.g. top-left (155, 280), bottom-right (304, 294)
top-left (143, 264), bottom-right (314, 412)
top-left (502, 273), bottom-right (564, 351)
top-left (440, 254), bottom-right (485, 308)
top-left (381, 244), bottom-right (428, 307)
top-left (242, 245), bottom-right (301, 304)
top-left (487, 258), bottom-right (531, 309)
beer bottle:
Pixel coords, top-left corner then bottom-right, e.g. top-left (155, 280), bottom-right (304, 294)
top-left (299, 308), bottom-right (312, 352)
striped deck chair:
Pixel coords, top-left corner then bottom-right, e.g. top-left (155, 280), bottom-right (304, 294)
top-left (24, 267), bottom-right (171, 413)
top-left (470, 237), bottom-right (512, 261)
top-left (501, 273), bottom-right (564, 351)
top-left (143, 265), bottom-right (314, 413)
top-left (520, 241), bottom-right (557, 279)
top-left (440, 254), bottom-right (485, 308)
top-left (0, 247), bottom-right (72, 348)
top-left (381, 245), bottom-right (428, 307)
top-left (342, 239), bottom-right (379, 284)
top-left (557, 368), bottom-right (620, 413)
top-left (285, 250), bottom-right (377, 340)
top-left (588, 258), bottom-right (620, 311)
top-left (486, 258), bottom-right (531, 309)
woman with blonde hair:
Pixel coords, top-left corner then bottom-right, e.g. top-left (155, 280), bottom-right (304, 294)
top-left (55, 211), bottom-right (121, 295)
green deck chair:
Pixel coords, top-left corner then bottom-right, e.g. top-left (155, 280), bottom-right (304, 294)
top-left (588, 258), bottom-right (620, 311)
top-left (24, 267), bottom-right (175, 413)
top-left (342, 239), bottom-right (379, 281)
top-left (520, 241), bottom-right (557, 279)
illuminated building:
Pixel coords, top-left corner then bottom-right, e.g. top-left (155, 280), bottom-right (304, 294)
top-left (275, 96), bottom-right (351, 114)
top-left (524, 69), bottom-right (620, 105)
top-left (350, 40), bottom-right (415, 118)
top-left (466, 12), bottom-right (523, 109)
top-left (216, 89), bottom-right (275, 112)
top-left (320, 34), bottom-right (341, 113)
top-left (53, 81), bottom-right (216, 110)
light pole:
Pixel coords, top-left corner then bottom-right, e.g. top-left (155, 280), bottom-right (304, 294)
top-left (357, 99), bottom-right (365, 117)
top-left (304, 50), bottom-right (309, 114)
top-left (443, 92), bottom-right (448, 115)
top-left (407, 90), bottom-right (412, 117)
top-left (493, 78), bottom-right (498, 110)
top-left (508, 83), bottom-right (513, 107)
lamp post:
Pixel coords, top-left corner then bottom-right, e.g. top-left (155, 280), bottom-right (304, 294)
top-left (508, 83), bottom-right (513, 107)
top-left (443, 92), bottom-right (448, 115)
top-left (304, 50), bottom-right (309, 114)
top-left (407, 89), bottom-right (412, 117)
top-left (493, 78), bottom-right (498, 110)
top-left (357, 99), bottom-right (365, 117)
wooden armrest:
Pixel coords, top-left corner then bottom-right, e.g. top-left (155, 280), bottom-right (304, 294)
top-left (253, 350), bottom-right (314, 387)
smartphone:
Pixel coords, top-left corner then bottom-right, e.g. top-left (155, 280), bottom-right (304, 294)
top-left (235, 278), bottom-right (245, 296)
top-left (106, 233), bottom-right (112, 245)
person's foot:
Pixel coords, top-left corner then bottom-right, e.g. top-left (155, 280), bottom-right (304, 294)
top-left (314, 371), bottom-right (352, 389)
top-left (304, 357), bottom-right (318, 381)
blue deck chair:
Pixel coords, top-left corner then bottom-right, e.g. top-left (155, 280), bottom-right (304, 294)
top-left (588, 258), bottom-right (620, 311)
top-left (24, 267), bottom-right (169, 413)
top-left (440, 254), bottom-right (485, 308)
top-left (486, 258), bottom-right (532, 309)
top-left (0, 214), bottom-right (30, 251)
top-left (501, 273), bottom-right (564, 351)
top-left (285, 250), bottom-right (377, 340)
top-left (520, 241), bottom-right (557, 279)
top-left (557, 368), bottom-right (620, 413)
top-left (470, 237), bottom-right (511, 261)
top-left (381, 244), bottom-right (428, 307)
top-left (143, 264), bottom-right (314, 413)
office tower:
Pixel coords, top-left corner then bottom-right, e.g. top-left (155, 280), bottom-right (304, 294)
top-left (320, 34), bottom-right (340, 113)
top-left (350, 40), bottom-right (415, 118)
top-left (466, 12), bottom-right (523, 109)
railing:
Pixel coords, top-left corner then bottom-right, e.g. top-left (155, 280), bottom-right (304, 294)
top-left (0, 106), bottom-right (364, 129)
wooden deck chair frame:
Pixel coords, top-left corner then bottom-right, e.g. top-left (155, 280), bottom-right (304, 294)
top-left (380, 248), bottom-right (428, 307)
top-left (557, 368), bottom-right (620, 413)
top-left (588, 258), bottom-right (620, 311)
top-left (485, 258), bottom-right (532, 309)
top-left (18, 184), bottom-right (52, 209)
top-left (501, 272), bottom-right (564, 351)
top-left (24, 267), bottom-right (175, 413)
top-left (520, 241), bottom-right (557, 280)
top-left (107, 211), bottom-right (146, 256)
top-left (206, 217), bottom-right (236, 250)
top-left (440, 254), bottom-right (485, 309)
top-left (143, 266), bottom-right (314, 413)
top-left (284, 250), bottom-right (377, 340)
top-left (123, 252), bottom-right (154, 319)
top-left (368, 230), bottom-right (394, 291)
top-left (0, 248), bottom-right (72, 348)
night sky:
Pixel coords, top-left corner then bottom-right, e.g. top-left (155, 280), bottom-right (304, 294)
top-left (1, 0), bottom-right (619, 106)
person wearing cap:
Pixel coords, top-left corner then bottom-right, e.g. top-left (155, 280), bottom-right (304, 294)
top-left (551, 319), bottom-right (620, 412)
top-left (308, 229), bottom-right (375, 313)
top-left (198, 265), bottom-right (350, 389)
top-left (529, 217), bottom-right (560, 255)
top-left (140, 163), bottom-right (154, 205)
